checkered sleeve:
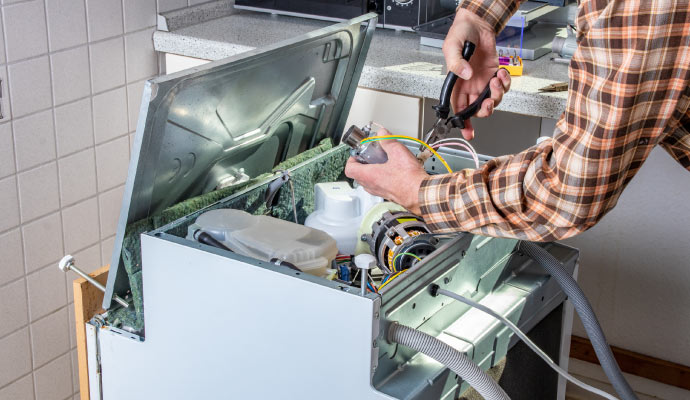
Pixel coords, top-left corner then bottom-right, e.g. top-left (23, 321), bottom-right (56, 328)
top-left (456, 0), bottom-right (525, 34)
top-left (420, 0), bottom-right (690, 242)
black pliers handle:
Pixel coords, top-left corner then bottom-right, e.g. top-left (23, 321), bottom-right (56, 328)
top-left (432, 41), bottom-right (496, 131)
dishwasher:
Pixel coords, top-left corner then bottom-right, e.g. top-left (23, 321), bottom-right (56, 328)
top-left (83, 13), bottom-right (579, 400)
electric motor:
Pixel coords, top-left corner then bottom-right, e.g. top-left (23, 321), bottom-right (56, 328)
top-left (363, 211), bottom-right (438, 274)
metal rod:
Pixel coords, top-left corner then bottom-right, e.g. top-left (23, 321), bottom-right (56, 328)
top-left (59, 255), bottom-right (129, 308)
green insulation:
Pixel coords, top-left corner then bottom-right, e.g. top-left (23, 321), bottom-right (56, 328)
top-left (107, 140), bottom-right (350, 330)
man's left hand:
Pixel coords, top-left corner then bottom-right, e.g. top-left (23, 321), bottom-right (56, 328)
top-left (344, 129), bottom-right (428, 214)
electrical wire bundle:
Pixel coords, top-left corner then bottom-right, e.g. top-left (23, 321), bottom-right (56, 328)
top-left (358, 123), bottom-right (481, 173)
top-left (430, 137), bottom-right (480, 169)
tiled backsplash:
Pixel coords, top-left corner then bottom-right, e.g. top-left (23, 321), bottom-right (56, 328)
top-left (0, 1), bottom-right (204, 399)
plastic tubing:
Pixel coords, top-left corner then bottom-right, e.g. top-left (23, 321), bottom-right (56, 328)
top-left (388, 322), bottom-right (510, 400)
top-left (519, 241), bottom-right (638, 400)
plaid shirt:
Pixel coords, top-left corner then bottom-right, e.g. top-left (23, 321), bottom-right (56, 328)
top-left (420, 0), bottom-right (690, 241)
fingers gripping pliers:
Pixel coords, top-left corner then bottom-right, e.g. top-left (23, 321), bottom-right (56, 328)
top-left (419, 41), bottom-right (496, 157)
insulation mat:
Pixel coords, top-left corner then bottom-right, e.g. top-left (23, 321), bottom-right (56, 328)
top-left (107, 140), bottom-right (350, 331)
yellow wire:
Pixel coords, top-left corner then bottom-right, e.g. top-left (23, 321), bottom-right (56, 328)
top-left (378, 270), bottom-right (404, 291)
top-left (360, 135), bottom-right (453, 174)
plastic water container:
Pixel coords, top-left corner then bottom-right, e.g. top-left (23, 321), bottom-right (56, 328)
top-left (304, 182), bottom-right (382, 255)
top-left (187, 209), bottom-right (338, 276)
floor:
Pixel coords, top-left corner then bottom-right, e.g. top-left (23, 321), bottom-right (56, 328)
top-left (565, 359), bottom-right (690, 400)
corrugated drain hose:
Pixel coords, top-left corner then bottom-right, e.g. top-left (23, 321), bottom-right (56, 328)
top-left (519, 241), bottom-right (638, 400)
top-left (387, 322), bottom-right (510, 400)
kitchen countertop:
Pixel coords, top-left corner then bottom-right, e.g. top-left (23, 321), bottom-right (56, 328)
top-left (154, 10), bottom-right (569, 120)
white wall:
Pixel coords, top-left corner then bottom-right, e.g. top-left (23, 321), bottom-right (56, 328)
top-left (0, 1), bottom-right (206, 399)
top-left (563, 146), bottom-right (690, 366)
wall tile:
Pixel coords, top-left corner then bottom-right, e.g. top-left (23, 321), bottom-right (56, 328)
top-left (0, 123), bottom-right (15, 178)
top-left (33, 353), bottom-right (72, 400)
top-left (51, 46), bottom-right (91, 106)
top-left (3, 0), bottom-right (48, 62)
top-left (30, 307), bottom-right (70, 368)
top-left (0, 328), bottom-right (31, 388)
top-left (70, 348), bottom-right (78, 393)
top-left (127, 81), bottom-right (146, 132)
top-left (89, 37), bottom-right (125, 93)
top-left (95, 136), bottom-right (129, 191)
top-left (0, 278), bottom-right (28, 337)
top-left (26, 263), bottom-right (67, 321)
top-left (58, 148), bottom-right (97, 207)
top-left (86, 0), bottom-right (124, 41)
top-left (92, 87), bottom-right (128, 144)
top-left (158, 0), bottom-right (187, 13)
top-left (0, 373), bottom-right (33, 400)
top-left (8, 57), bottom-right (52, 119)
top-left (98, 185), bottom-right (124, 239)
top-left (125, 29), bottom-right (157, 83)
top-left (100, 235), bottom-right (115, 265)
top-left (12, 110), bottom-right (56, 172)
top-left (17, 162), bottom-right (59, 223)
top-left (62, 198), bottom-right (99, 253)
top-left (22, 212), bottom-right (63, 274)
top-left (45, 0), bottom-right (87, 52)
top-left (123, 0), bottom-right (157, 32)
top-left (0, 228), bottom-right (24, 286)
top-left (0, 175), bottom-right (20, 232)
top-left (0, 17), bottom-right (6, 65)
top-left (66, 244), bottom-right (101, 303)
top-left (55, 99), bottom-right (93, 157)
top-left (68, 302), bottom-right (77, 349)
top-left (0, 66), bottom-right (11, 122)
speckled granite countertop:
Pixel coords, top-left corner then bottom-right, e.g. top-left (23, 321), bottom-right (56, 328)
top-left (154, 10), bottom-right (569, 120)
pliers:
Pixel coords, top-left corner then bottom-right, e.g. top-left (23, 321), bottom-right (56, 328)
top-left (420, 41), bottom-right (496, 154)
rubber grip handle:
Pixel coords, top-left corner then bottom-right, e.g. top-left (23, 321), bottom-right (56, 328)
top-left (448, 71), bottom-right (496, 130)
top-left (434, 41), bottom-right (476, 120)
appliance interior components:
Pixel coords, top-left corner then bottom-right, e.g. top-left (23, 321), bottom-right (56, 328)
top-left (304, 182), bottom-right (383, 254)
top-left (187, 209), bottom-right (338, 276)
top-left (102, 11), bottom-right (376, 309)
top-left (86, 14), bottom-right (580, 400)
top-left (342, 124), bottom-right (389, 164)
top-left (235, 0), bottom-right (452, 31)
top-left (551, 25), bottom-right (577, 58)
top-left (363, 210), bottom-right (438, 274)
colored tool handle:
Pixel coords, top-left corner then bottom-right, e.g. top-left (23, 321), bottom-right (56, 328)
top-left (433, 41), bottom-right (476, 120)
top-left (447, 71), bottom-right (496, 130)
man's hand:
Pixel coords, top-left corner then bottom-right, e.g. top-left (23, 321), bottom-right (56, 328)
top-left (344, 130), bottom-right (428, 215)
top-left (443, 9), bottom-right (511, 140)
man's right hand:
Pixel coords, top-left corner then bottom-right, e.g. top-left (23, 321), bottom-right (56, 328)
top-left (443, 9), bottom-right (512, 140)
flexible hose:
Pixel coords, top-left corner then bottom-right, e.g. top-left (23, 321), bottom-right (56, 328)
top-left (435, 287), bottom-right (618, 400)
top-left (519, 241), bottom-right (638, 400)
top-left (387, 323), bottom-right (510, 400)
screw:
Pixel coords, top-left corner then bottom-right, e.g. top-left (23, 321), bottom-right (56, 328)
top-left (361, 234), bottom-right (367, 242)
top-left (443, 277), bottom-right (451, 284)
top-left (461, 250), bottom-right (466, 257)
top-left (59, 255), bottom-right (129, 308)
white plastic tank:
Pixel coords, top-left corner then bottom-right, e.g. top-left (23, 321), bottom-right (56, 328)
top-left (304, 182), bottom-right (382, 255)
top-left (187, 209), bottom-right (338, 276)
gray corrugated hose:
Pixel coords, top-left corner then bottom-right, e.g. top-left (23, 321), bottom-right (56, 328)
top-left (519, 241), bottom-right (638, 400)
top-left (387, 322), bottom-right (510, 400)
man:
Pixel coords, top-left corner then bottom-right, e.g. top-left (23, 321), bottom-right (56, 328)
top-left (346, 0), bottom-right (690, 242)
